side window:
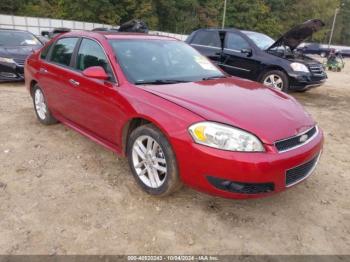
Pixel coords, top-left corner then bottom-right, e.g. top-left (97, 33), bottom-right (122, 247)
top-left (226, 33), bottom-right (250, 51)
top-left (40, 42), bottom-right (53, 60)
top-left (50, 38), bottom-right (79, 67)
top-left (192, 31), bottom-right (221, 48)
top-left (76, 38), bottom-right (113, 79)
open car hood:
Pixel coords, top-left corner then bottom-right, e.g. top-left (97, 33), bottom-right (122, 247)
top-left (267, 19), bottom-right (325, 51)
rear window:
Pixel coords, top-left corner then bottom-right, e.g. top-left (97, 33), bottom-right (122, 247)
top-left (50, 38), bottom-right (79, 67)
top-left (192, 31), bottom-right (221, 48)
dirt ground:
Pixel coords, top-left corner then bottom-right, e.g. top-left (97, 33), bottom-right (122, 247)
top-left (0, 61), bottom-right (349, 255)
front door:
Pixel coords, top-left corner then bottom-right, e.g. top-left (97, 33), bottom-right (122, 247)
top-left (65, 38), bottom-right (122, 144)
top-left (220, 32), bottom-right (260, 80)
top-left (189, 30), bottom-right (223, 65)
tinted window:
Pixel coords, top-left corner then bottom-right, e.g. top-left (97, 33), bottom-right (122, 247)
top-left (242, 31), bottom-right (274, 50)
top-left (226, 33), bottom-right (250, 50)
top-left (109, 40), bottom-right (224, 84)
top-left (192, 31), bottom-right (221, 48)
top-left (50, 38), bottom-right (78, 66)
top-left (0, 31), bottom-right (42, 46)
top-left (40, 42), bottom-right (53, 60)
top-left (76, 39), bottom-right (112, 77)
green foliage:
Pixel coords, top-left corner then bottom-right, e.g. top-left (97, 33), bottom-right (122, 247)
top-left (1, 0), bottom-right (349, 45)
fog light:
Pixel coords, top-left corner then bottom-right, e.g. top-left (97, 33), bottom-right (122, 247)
top-left (228, 182), bottom-right (245, 191)
top-left (207, 176), bottom-right (274, 194)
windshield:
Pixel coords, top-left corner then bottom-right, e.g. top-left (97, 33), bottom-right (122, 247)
top-left (109, 39), bottom-right (224, 84)
top-left (242, 31), bottom-right (275, 50)
top-left (0, 31), bottom-right (42, 46)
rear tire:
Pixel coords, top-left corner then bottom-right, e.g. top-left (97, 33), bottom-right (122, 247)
top-left (260, 70), bottom-right (289, 92)
top-left (32, 84), bottom-right (58, 125)
top-left (127, 124), bottom-right (182, 197)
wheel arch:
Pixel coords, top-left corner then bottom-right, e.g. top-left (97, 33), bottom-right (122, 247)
top-left (257, 65), bottom-right (290, 82)
top-left (29, 80), bottom-right (38, 97)
top-left (121, 115), bottom-right (172, 156)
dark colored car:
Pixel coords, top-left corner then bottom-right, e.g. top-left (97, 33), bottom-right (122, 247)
top-left (41, 28), bottom-right (71, 39)
top-left (0, 29), bottom-right (43, 82)
top-left (186, 19), bottom-right (328, 92)
top-left (341, 49), bottom-right (350, 57)
top-left (297, 43), bottom-right (325, 56)
top-left (298, 43), bottom-right (350, 58)
top-left (24, 31), bottom-right (323, 199)
top-left (91, 19), bottom-right (149, 33)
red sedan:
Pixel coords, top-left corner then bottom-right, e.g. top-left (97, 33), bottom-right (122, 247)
top-left (24, 31), bottom-right (323, 199)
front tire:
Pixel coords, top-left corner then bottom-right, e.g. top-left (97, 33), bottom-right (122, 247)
top-left (127, 124), bottom-right (182, 196)
top-left (32, 85), bottom-right (57, 125)
top-left (261, 70), bottom-right (289, 92)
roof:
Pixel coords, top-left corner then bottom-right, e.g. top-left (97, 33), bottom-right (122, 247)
top-left (0, 28), bottom-right (28, 32)
top-left (61, 30), bottom-right (178, 41)
top-left (196, 28), bottom-right (242, 33)
top-left (104, 33), bottom-right (177, 41)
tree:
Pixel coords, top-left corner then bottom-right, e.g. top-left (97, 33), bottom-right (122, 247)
top-left (0, 0), bottom-right (23, 14)
top-left (1, 0), bottom-right (349, 45)
top-left (224, 0), bottom-right (280, 36)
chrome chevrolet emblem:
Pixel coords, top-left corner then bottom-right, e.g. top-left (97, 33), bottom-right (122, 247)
top-left (299, 134), bottom-right (308, 143)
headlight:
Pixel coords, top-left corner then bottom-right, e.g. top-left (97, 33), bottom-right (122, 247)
top-left (290, 62), bottom-right (309, 73)
top-left (188, 122), bottom-right (264, 152)
top-left (0, 57), bottom-right (15, 64)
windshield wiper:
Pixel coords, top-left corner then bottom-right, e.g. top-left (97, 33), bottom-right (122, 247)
top-left (134, 79), bottom-right (190, 85)
top-left (201, 75), bottom-right (227, 81)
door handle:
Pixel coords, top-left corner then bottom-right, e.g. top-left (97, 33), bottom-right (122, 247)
top-left (39, 68), bottom-right (48, 74)
top-left (69, 79), bottom-right (80, 87)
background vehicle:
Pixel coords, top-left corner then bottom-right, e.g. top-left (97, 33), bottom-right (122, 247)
top-left (186, 19), bottom-right (327, 92)
top-left (25, 31), bottom-right (323, 199)
top-left (0, 29), bottom-right (43, 82)
top-left (41, 27), bottom-right (71, 39)
top-left (298, 43), bottom-right (350, 58)
top-left (91, 19), bottom-right (149, 33)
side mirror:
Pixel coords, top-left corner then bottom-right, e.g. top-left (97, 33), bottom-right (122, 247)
top-left (82, 66), bottom-right (109, 80)
top-left (241, 48), bottom-right (253, 57)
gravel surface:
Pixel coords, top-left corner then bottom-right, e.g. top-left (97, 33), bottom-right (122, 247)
top-left (0, 61), bottom-right (349, 255)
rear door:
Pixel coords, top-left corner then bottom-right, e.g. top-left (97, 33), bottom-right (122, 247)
top-left (38, 37), bottom-right (80, 117)
top-left (221, 32), bottom-right (260, 80)
top-left (189, 30), bottom-right (222, 65)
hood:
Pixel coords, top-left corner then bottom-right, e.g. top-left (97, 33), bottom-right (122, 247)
top-left (286, 53), bottom-right (321, 65)
top-left (141, 78), bottom-right (314, 144)
top-left (268, 19), bottom-right (325, 51)
top-left (0, 45), bottom-right (41, 60)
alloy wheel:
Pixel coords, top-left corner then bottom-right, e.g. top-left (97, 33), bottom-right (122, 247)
top-left (131, 135), bottom-right (167, 188)
top-left (34, 89), bottom-right (47, 120)
top-left (263, 74), bottom-right (284, 90)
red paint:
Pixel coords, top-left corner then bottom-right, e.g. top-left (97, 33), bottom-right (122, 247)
top-left (82, 66), bottom-right (109, 80)
top-left (25, 31), bottom-right (324, 199)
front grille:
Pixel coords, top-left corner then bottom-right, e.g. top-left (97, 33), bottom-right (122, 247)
top-left (308, 63), bottom-right (324, 75)
top-left (286, 153), bottom-right (320, 186)
top-left (14, 58), bottom-right (25, 66)
top-left (275, 126), bottom-right (317, 152)
top-left (207, 176), bottom-right (274, 194)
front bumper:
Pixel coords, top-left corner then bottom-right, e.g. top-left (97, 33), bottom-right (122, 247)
top-left (288, 72), bottom-right (327, 91)
top-left (0, 62), bottom-right (24, 82)
top-left (173, 128), bottom-right (324, 199)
